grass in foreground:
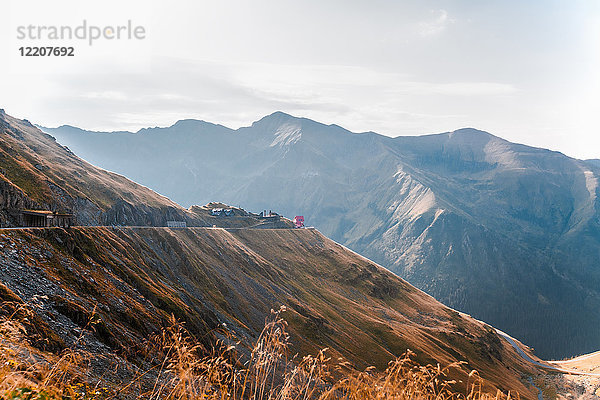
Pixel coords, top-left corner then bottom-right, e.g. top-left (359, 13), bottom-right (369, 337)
top-left (0, 306), bottom-right (518, 400)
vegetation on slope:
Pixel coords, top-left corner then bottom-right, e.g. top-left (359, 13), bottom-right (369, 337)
top-left (0, 227), bottom-right (539, 398)
top-left (0, 306), bottom-right (519, 399)
top-left (42, 112), bottom-right (600, 359)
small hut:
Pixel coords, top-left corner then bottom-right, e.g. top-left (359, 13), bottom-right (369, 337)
top-left (21, 210), bottom-right (73, 228)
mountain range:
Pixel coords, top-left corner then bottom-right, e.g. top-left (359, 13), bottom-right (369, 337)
top-left (0, 109), bottom-right (290, 229)
top-left (0, 109), bottom-right (545, 398)
top-left (42, 111), bottom-right (600, 359)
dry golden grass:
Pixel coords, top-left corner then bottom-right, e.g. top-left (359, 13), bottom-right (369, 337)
top-left (0, 303), bottom-right (95, 400)
top-left (0, 306), bottom-right (519, 400)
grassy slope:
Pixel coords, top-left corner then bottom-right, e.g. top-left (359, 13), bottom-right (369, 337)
top-left (42, 115), bottom-right (600, 359)
top-left (0, 226), bottom-right (538, 398)
top-left (0, 113), bottom-right (174, 210)
top-left (0, 109), bottom-right (538, 396)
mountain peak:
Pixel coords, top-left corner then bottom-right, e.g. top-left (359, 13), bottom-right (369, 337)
top-left (441, 128), bottom-right (505, 148)
top-left (163, 119), bottom-right (222, 131)
top-left (251, 111), bottom-right (299, 127)
top-left (266, 110), bottom-right (296, 119)
top-left (244, 112), bottom-right (305, 145)
top-left (250, 111), bottom-right (348, 135)
top-left (135, 119), bottom-right (232, 136)
top-left (55, 125), bottom-right (96, 133)
top-left (449, 127), bottom-right (498, 139)
top-left (172, 119), bottom-right (215, 127)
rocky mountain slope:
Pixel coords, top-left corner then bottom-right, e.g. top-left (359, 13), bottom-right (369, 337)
top-left (43, 112), bottom-right (600, 359)
top-left (0, 226), bottom-right (540, 398)
top-left (0, 110), bottom-right (290, 229)
top-left (0, 108), bottom-right (545, 397)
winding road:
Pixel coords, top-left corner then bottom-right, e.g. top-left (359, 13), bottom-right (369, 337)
top-left (495, 329), bottom-right (600, 377)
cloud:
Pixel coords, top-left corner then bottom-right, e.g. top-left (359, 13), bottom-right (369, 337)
top-left (396, 81), bottom-right (519, 96)
top-left (80, 91), bottom-right (128, 101)
top-left (2, 56), bottom-right (519, 138)
top-left (418, 9), bottom-right (454, 37)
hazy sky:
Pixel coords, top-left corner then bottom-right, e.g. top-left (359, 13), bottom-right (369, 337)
top-left (1, 0), bottom-right (599, 159)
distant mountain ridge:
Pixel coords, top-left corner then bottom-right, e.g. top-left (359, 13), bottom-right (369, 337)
top-left (0, 110), bottom-right (290, 229)
top-left (42, 112), bottom-right (600, 359)
top-left (0, 109), bottom-right (543, 398)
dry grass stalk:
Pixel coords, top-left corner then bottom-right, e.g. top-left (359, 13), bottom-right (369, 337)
top-left (0, 306), bottom-right (519, 400)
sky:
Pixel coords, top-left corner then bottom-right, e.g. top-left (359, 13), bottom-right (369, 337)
top-left (1, 0), bottom-right (599, 159)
